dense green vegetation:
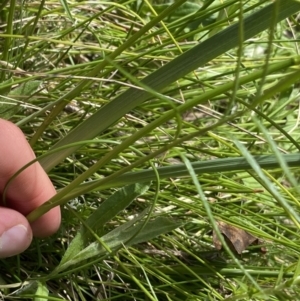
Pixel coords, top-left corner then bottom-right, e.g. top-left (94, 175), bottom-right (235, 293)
top-left (1, 0), bottom-right (300, 300)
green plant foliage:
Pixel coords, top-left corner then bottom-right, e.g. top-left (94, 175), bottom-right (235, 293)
top-left (55, 213), bottom-right (181, 274)
top-left (0, 80), bottom-right (41, 119)
top-left (38, 0), bottom-right (300, 172)
top-left (2, 0), bottom-right (300, 300)
top-left (59, 183), bottom-right (150, 267)
top-left (13, 281), bottom-right (49, 300)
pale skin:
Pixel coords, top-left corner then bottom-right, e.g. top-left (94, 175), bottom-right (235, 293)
top-left (0, 118), bottom-right (61, 257)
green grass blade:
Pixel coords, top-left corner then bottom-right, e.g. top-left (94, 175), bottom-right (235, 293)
top-left (60, 152), bottom-right (300, 202)
top-left (234, 140), bottom-right (300, 227)
top-left (40, 0), bottom-right (300, 172)
top-left (180, 153), bottom-right (264, 293)
top-left (5, 0), bottom-right (300, 298)
top-left (59, 0), bottom-right (74, 22)
top-left (28, 0), bottom-right (188, 147)
top-left (26, 54), bottom-right (300, 222)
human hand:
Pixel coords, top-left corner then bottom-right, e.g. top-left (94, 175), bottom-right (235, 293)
top-left (0, 119), bottom-right (61, 258)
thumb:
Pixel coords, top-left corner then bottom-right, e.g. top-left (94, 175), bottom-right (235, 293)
top-left (0, 208), bottom-right (32, 258)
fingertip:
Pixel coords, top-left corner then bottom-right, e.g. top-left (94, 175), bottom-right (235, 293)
top-left (0, 208), bottom-right (32, 258)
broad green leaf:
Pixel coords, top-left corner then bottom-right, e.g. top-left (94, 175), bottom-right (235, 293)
top-left (59, 183), bottom-right (150, 266)
top-left (85, 183), bottom-right (150, 236)
top-left (55, 207), bottom-right (151, 273)
top-left (13, 280), bottom-right (48, 300)
top-left (9, 80), bottom-right (41, 97)
top-left (40, 0), bottom-right (300, 172)
top-left (0, 80), bottom-right (41, 119)
top-left (55, 215), bottom-right (181, 273)
top-left (34, 282), bottom-right (49, 301)
top-left (101, 216), bottom-right (181, 249)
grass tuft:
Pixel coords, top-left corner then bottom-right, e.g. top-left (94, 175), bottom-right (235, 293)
top-left (1, 0), bottom-right (300, 300)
